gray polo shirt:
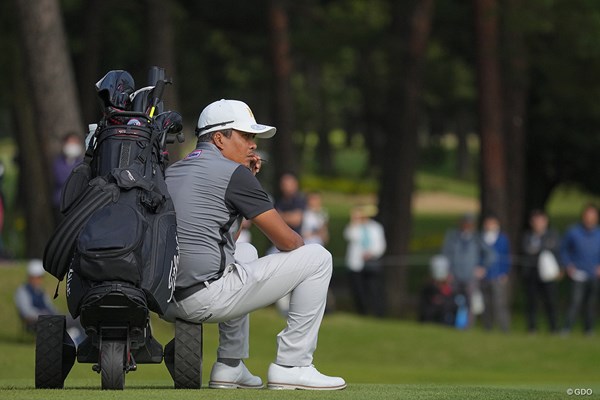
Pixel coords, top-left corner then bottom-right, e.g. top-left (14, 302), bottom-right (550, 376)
top-left (165, 142), bottom-right (273, 289)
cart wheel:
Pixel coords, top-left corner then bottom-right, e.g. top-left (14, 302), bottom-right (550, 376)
top-left (173, 320), bottom-right (203, 389)
top-left (100, 341), bottom-right (126, 390)
top-left (35, 315), bottom-right (68, 389)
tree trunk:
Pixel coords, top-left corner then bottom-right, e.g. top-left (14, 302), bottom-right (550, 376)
top-left (147, 0), bottom-right (184, 161)
top-left (358, 53), bottom-right (386, 175)
top-left (525, 154), bottom-right (558, 214)
top-left (307, 64), bottom-right (334, 176)
top-left (502, 0), bottom-right (529, 248)
top-left (269, 0), bottom-right (297, 179)
top-left (14, 0), bottom-right (84, 159)
top-left (13, 0), bottom-right (83, 251)
top-left (76, 0), bottom-right (106, 125)
top-left (11, 50), bottom-right (54, 258)
top-left (378, 0), bottom-right (434, 317)
top-left (147, 0), bottom-right (180, 113)
top-left (474, 0), bottom-right (508, 225)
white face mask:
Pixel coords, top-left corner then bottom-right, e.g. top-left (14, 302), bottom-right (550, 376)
top-left (63, 143), bottom-right (82, 159)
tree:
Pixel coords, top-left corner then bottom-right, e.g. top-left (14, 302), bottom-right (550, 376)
top-left (147, 0), bottom-right (181, 112)
top-left (269, 0), bottom-right (297, 178)
top-left (378, 0), bottom-right (435, 316)
top-left (75, 0), bottom-right (106, 125)
top-left (147, 0), bottom-right (184, 160)
top-left (11, 50), bottom-right (53, 259)
top-left (524, 0), bottom-right (600, 212)
top-left (13, 0), bottom-right (83, 256)
top-left (502, 0), bottom-right (529, 244)
top-left (14, 0), bottom-right (83, 158)
top-left (474, 0), bottom-right (508, 225)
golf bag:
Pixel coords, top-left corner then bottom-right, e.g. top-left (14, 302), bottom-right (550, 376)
top-left (43, 67), bottom-right (184, 317)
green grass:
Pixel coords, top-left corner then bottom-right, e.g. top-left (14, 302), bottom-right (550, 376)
top-left (1, 262), bottom-right (599, 399)
top-left (415, 171), bottom-right (478, 198)
top-left (0, 385), bottom-right (588, 400)
top-left (547, 185), bottom-right (600, 216)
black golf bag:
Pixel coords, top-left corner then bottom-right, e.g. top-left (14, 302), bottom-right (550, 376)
top-left (40, 67), bottom-right (188, 390)
top-left (63, 122), bottom-right (179, 318)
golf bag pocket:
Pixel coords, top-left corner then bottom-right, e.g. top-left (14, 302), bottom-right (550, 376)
top-left (60, 162), bottom-right (92, 214)
top-left (91, 125), bottom-right (152, 177)
top-left (75, 202), bottom-right (145, 285)
top-left (142, 210), bottom-right (178, 315)
top-left (66, 267), bottom-right (92, 319)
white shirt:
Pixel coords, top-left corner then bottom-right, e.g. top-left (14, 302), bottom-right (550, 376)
top-left (344, 219), bottom-right (386, 272)
top-left (301, 209), bottom-right (328, 245)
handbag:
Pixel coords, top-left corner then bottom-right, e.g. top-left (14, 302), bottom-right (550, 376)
top-left (470, 289), bottom-right (485, 316)
top-left (538, 249), bottom-right (560, 282)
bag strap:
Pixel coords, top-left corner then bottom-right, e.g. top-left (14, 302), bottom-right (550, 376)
top-left (81, 123), bottom-right (101, 167)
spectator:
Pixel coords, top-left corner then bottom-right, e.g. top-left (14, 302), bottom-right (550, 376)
top-left (301, 192), bottom-right (336, 313)
top-left (442, 213), bottom-right (494, 328)
top-left (561, 204), bottom-right (600, 335)
top-left (344, 204), bottom-right (387, 317)
top-left (52, 132), bottom-right (84, 220)
top-left (480, 214), bottom-right (511, 332)
top-left (236, 218), bottom-right (253, 244)
top-left (301, 191), bottom-right (329, 246)
top-left (521, 209), bottom-right (561, 333)
top-left (274, 173), bottom-right (306, 234)
top-left (419, 255), bottom-right (456, 326)
top-left (14, 259), bottom-right (84, 343)
top-left (272, 173), bottom-right (306, 315)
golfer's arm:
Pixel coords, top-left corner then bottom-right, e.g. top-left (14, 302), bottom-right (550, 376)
top-left (280, 209), bottom-right (303, 228)
top-left (252, 209), bottom-right (304, 251)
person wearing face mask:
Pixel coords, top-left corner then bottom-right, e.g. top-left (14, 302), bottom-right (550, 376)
top-left (480, 214), bottom-right (511, 332)
top-left (442, 213), bottom-right (494, 328)
top-left (52, 132), bottom-right (84, 222)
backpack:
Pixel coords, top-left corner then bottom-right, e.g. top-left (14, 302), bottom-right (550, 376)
top-left (43, 67), bottom-right (184, 317)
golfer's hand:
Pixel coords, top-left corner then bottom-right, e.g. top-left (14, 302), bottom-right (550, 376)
top-left (249, 154), bottom-right (262, 176)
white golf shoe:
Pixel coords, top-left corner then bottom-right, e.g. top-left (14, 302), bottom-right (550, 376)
top-left (267, 363), bottom-right (346, 390)
top-left (209, 361), bottom-right (263, 389)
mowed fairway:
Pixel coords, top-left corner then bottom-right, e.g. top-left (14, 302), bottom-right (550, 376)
top-left (0, 263), bottom-right (598, 399)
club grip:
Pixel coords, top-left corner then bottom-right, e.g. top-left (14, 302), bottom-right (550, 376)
top-left (149, 80), bottom-right (166, 118)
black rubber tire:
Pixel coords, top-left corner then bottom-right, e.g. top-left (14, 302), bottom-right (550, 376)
top-left (35, 315), bottom-right (66, 389)
top-left (173, 320), bottom-right (203, 389)
top-left (100, 341), bottom-right (125, 390)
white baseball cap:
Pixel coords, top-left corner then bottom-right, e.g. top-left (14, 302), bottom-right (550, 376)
top-left (196, 99), bottom-right (276, 138)
top-left (27, 259), bottom-right (45, 277)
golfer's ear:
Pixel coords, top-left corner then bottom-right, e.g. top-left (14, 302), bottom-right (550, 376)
top-left (212, 132), bottom-right (225, 149)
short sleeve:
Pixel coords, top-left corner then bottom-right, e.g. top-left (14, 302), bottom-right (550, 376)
top-left (225, 165), bottom-right (274, 219)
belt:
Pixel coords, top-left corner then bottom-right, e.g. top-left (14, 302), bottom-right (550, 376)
top-left (174, 276), bottom-right (220, 302)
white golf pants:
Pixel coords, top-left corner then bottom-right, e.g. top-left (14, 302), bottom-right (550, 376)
top-left (163, 243), bottom-right (333, 366)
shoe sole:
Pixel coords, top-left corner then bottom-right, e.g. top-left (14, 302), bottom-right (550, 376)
top-left (209, 380), bottom-right (264, 389)
top-left (267, 382), bottom-right (347, 391)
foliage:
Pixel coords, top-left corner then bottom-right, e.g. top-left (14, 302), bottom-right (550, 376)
top-left (0, 0), bottom-right (598, 192)
top-left (525, 0), bottom-right (600, 201)
top-left (2, 0), bottom-right (600, 311)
